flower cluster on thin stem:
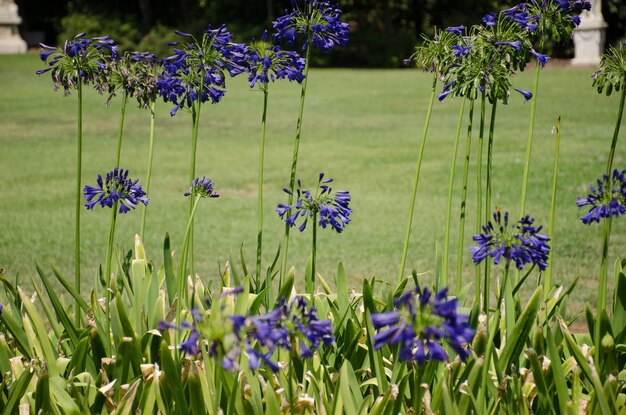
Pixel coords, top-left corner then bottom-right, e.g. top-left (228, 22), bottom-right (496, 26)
top-left (184, 176), bottom-right (220, 199)
top-left (371, 286), bottom-right (475, 364)
top-left (83, 167), bottom-right (149, 214)
top-left (273, 0), bottom-right (349, 52)
top-left (277, 173), bottom-right (351, 233)
top-left (471, 209), bottom-right (550, 270)
top-left (102, 51), bottom-right (161, 109)
top-left (577, 168), bottom-right (626, 224)
top-left (157, 25), bottom-right (248, 116)
top-left (247, 31), bottom-right (306, 88)
top-left (37, 33), bottom-right (118, 94)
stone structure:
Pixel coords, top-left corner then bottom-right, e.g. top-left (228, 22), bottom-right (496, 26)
top-left (0, 0), bottom-right (27, 54)
top-left (571, 0), bottom-right (607, 66)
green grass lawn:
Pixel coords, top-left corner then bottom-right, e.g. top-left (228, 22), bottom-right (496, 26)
top-left (0, 52), bottom-right (624, 308)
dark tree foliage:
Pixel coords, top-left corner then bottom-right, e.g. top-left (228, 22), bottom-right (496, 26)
top-left (16, 0), bottom-right (626, 67)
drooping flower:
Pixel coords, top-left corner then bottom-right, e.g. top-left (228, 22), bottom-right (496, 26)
top-left (446, 25), bottom-right (465, 36)
top-left (157, 25), bottom-right (248, 116)
top-left (576, 168), bottom-right (626, 224)
top-left (530, 49), bottom-right (550, 68)
top-left (184, 176), bottom-right (219, 198)
top-left (83, 167), bottom-right (149, 214)
top-left (277, 173), bottom-right (351, 233)
top-left (482, 12), bottom-right (497, 27)
top-left (514, 87), bottom-right (533, 102)
top-left (36, 33), bottom-right (118, 94)
top-left (101, 51), bottom-right (161, 109)
top-left (452, 44), bottom-right (471, 59)
top-left (273, 0), bottom-right (350, 52)
top-left (371, 286), bottom-right (475, 364)
top-left (246, 31), bottom-right (306, 87)
top-left (471, 209), bottom-right (550, 270)
top-left (495, 41), bottom-right (522, 50)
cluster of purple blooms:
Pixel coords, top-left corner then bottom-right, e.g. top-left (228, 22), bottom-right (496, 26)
top-left (471, 210), bottom-right (551, 270)
top-left (277, 173), bottom-right (352, 233)
top-left (184, 176), bottom-right (220, 199)
top-left (247, 31), bottom-right (306, 87)
top-left (371, 286), bottom-right (475, 364)
top-left (161, 294), bottom-right (334, 372)
top-left (273, 0), bottom-right (350, 52)
top-left (83, 167), bottom-right (149, 214)
top-left (576, 168), bottom-right (626, 224)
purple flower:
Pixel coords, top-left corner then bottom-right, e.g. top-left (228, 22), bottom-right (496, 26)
top-left (452, 44), bottom-right (471, 59)
top-left (530, 49), bottom-right (550, 68)
top-left (157, 25), bottom-right (248, 115)
top-left (277, 173), bottom-right (351, 233)
top-left (446, 25), bottom-right (465, 35)
top-left (184, 176), bottom-right (219, 198)
top-left (576, 168), bottom-right (626, 224)
top-left (246, 32), bottom-right (306, 87)
top-left (495, 41), bottom-right (522, 50)
top-left (515, 88), bottom-right (533, 102)
top-left (482, 12), bottom-right (497, 27)
top-left (371, 286), bottom-right (475, 364)
top-left (567, 15), bottom-right (582, 25)
top-left (471, 210), bottom-right (551, 270)
top-left (273, 0), bottom-right (350, 52)
top-left (83, 167), bottom-right (149, 214)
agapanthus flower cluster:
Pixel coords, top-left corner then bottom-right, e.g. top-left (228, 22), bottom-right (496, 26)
top-left (83, 167), bottom-right (149, 214)
top-left (37, 33), bottom-right (118, 94)
top-left (405, 29), bottom-right (458, 76)
top-left (521, 0), bottom-right (590, 43)
top-left (102, 51), bottom-right (160, 109)
top-left (593, 42), bottom-right (626, 96)
top-left (273, 0), bottom-right (349, 52)
top-left (231, 296), bottom-right (334, 371)
top-left (576, 168), bottom-right (626, 224)
top-left (184, 176), bottom-right (219, 198)
top-left (277, 173), bottom-right (351, 233)
top-left (247, 31), bottom-right (306, 88)
top-left (157, 25), bottom-right (248, 116)
top-left (471, 209), bottom-right (550, 270)
top-left (371, 286), bottom-right (475, 364)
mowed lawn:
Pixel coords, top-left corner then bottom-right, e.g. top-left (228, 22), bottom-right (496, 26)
top-left (0, 52), bottom-right (624, 307)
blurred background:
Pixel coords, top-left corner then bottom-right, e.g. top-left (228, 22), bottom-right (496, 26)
top-left (14, 0), bottom-right (626, 67)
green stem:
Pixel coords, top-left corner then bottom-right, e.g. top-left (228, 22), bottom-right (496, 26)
top-left (280, 41), bottom-right (312, 286)
top-left (140, 102), bottom-right (156, 240)
top-left (519, 62), bottom-right (541, 217)
top-left (256, 86), bottom-right (269, 284)
top-left (75, 75), bottom-right (83, 324)
top-left (481, 261), bottom-right (510, 405)
top-left (545, 117), bottom-right (560, 298)
top-left (398, 74), bottom-right (438, 281)
top-left (443, 98), bottom-right (466, 289)
top-left (188, 102), bottom-right (202, 280)
top-left (105, 201), bottom-right (118, 350)
top-left (457, 99), bottom-right (475, 297)
top-left (484, 100), bottom-right (498, 315)
top-left (115, 90), bottom-right (128, 167)
top-left (607, 77), bottom-right (626, 175)
top-left (308, 210), bottom-right (318, 300)
top-left (595, 218), bottom-right (612, 353)
top-left (178, 195), bottom-right (202, 327)
top-left (477, 91), bottom-right (486, 313)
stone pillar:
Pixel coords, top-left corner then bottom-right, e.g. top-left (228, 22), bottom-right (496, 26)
top-left (571, 0), bottom-right (607, 66)
top-left (0, 0), bottom-right (27, 54)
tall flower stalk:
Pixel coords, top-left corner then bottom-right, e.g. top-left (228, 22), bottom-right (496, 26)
top-left (273, 0), bottom-right (349, 285)
top-left (398, 30), bottom-right (457, 281)
top-left (246, 32), bottom-right (306, 284)
top-left (158, 26), bottom-right (247, 278)
top-left (545, 117), bottom-right (561, 296)
top-left (277, 173), bottom-right (351, 299)
top-left (37, 33), bottom-right (117, 319)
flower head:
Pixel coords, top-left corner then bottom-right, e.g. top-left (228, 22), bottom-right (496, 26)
top-left (37, 33), bottom-right (118, 95)
top-left (277, 173), bottom-right (351, 233)
top-left (472, 209), bottom-right (550, 270)
top-left (101, 51), bottom-right (161, 108)
top-left (576, 168), bottom-right (626, 224)
top-left (273, 0), bottom-right (349, 52)
top-left (446, 25), bottom-right (465, 36)
top-left (371, 286), bottom-right (475, 364)
top-left (184, 176), bottom-right (219, 198)
top-left (83, 167), bottom-right (149, 214)
top-left (157, 25), bottom-right (248, 116)
top-left (530, 49), bottom-right (550, 68)
top-left (246, 32), bottom-right (306, 87)
top-left (514, 87), bottom-right (533, 102)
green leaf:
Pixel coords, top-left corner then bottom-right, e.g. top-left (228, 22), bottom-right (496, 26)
top-left (546, 325), bottom-right (569, 415)
top-left (264, 379), bottom-right (280, 415)
top-left (159, 340), bottom-right (188, 414)
top-left (112, 379), bottom-right (140, 415)
top-left (52, 266), bottom-right (89, 312)
top-left (499, 286), bottom-right (542, 373)
top-left (335, 262), bottom-right (349, 328)
top-left (4, 369), bottom-right (34, 414)
top-left (526, 348), bottom-right (556, 414)
top-left (0, 306), bottom-right (32, 360)
top-left (612, 271), bottom-right (626, 338)
top-left (163, 233), bottom-right (177, 306)
top-left (19, 288), bottom-right (59, 377)
top-left (36, 264), bottom-right (79, 347)
top-left (35, 365), bottom-right (51, 414)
